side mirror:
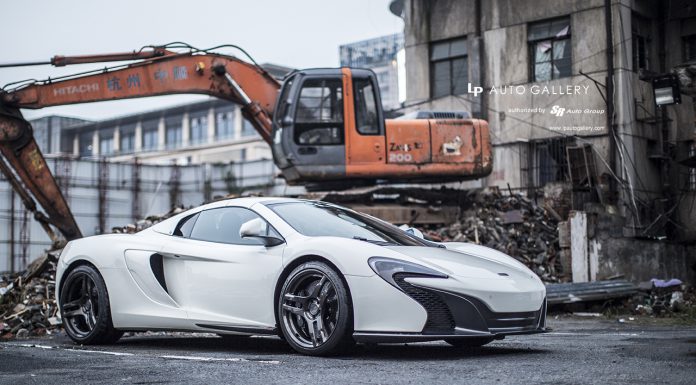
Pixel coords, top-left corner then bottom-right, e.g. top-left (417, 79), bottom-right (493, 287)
top-left (240, 218), bottom-right (284, 247)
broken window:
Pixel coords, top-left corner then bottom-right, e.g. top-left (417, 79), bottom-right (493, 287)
top-left (632, 13), bottom-right (652, 72)
top-left (528, 17), bottom-right (571, 82)
top-left (430, 37), bottom-right (468, 98)
top-left (524, 137), bottom-right (574, 189)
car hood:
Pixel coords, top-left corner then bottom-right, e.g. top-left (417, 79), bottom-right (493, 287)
top-left (384, 243), bottom-right (539, 282)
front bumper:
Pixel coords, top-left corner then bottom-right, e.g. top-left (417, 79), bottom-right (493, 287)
top-left (353, 275), bottom-right (547, 343)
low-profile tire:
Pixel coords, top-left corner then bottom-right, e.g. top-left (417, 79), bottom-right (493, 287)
top-left (445, 337), bottom-right (494, 347)
top-left (60, 265), bottom-right (123, 345)
top-left (277, 261), bottom-right (353, 356)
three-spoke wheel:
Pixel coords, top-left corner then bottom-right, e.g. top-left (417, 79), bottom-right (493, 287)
top-left (278, 261), bottom-right (352, 355)
top-left (60, 265), bottom-right (122, 344)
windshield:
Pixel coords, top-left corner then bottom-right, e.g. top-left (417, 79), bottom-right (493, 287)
top-left (267, 201), bottom-right (429, 246)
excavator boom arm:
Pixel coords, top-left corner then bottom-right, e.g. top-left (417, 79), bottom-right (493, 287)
top-left (0, 48), bottom-right (282, 243)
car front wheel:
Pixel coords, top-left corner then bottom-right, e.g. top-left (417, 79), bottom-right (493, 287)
top-left (60, 265), bottom-right (122, 345)
top-left (278, 261), bottom-right (353, 356)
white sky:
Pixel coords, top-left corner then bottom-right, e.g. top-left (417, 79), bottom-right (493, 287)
top-left (1, 0), bottom-right (403, 121)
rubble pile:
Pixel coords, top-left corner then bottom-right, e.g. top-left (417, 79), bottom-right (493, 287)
top-left (1, 207), bottom-right (185, 339)
top-left (425, 189), bottom-right (563, 282)
top-left (0, 251), bottom-right (61, 339)
top-left (634, 279), bottom-right (693, 316)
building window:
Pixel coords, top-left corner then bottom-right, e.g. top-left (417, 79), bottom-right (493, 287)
top-left (143, 125), bottom-right (159, 151)
top-left (684, 35), bottom-right (696, 62)
top-left (99, 135), bottom-right (114, 156)
top-left (632, 14), bottom-right (652, 72)
top-left (165, 118), bottom-right (182, 150)
top-left (190, 114), bottom-right (208, 145)
top-left (120, 124), bottom-right (136, 154)
top-left (524, 137), bottom-right (574, 189)
top-left (79, 132), bottom-right (94, 157)
top-left (216, 108), bottom-right (235, 139)
top-left (294, 78), bottom-right (344, 145)
top-left (241, 118), bottom-right (257, 137)
top-left (430, 37), bottom-right (468, 98)
top-left (528, 17), bottom-right (571, 82)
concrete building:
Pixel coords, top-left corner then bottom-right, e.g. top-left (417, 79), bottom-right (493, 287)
top-left (62, 98), bottom-right (270, 165)
top-left (340, 33), bottom-right (405, 109)
top-left (391, 0), bottom-right (696, 281)
top-left (30, 115), bottom-right (91, 155)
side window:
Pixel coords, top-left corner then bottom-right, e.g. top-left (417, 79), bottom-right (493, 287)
top-left (189, 207), bottom-right (265, 245)
top-left (173, 213), bottom-right (199, 237)
top-left (353, 78), bottom-right (381, 135)
top-left (294, 79), bottom-right (344, 145)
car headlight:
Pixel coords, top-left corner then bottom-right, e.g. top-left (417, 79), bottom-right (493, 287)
top-left (368, 257), bottom-right (448, 288)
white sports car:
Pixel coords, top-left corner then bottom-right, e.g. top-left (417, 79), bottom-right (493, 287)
top-left (56, 197), bottom-right (546, 356)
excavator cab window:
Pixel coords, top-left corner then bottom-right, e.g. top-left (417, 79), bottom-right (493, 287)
top-left (275, 76), bottom-right (295, 127)
top-left (294, 79), bottom-right (344, 146)
top-left (353, 77), bottom-right (381, 135)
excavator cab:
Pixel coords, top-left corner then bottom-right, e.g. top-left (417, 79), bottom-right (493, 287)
top-left (271, 68), bottom-right (492, 186)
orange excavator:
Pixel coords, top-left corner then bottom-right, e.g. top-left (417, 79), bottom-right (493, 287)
top-left (0, 43), bottom-right (492, 245)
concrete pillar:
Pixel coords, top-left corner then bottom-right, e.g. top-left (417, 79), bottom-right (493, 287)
top-left (207, 107), bottom-right (216, 143)
top-left (157, 117), bottom-right (165, 151)
top-left (134, 121), bottom-right (143, 151)
top-left (570, 211), bottom-right (589, 282)
top-left (92, 131), bottom-right (99, 157)
top-left (72, 135), bottom-right (79, 156)
top-left (182, 112), bottom-right (190, 147)
top-left (234, 106), bottom-right (242, 140)
top-left (113, 126), bottom-right (121, 153)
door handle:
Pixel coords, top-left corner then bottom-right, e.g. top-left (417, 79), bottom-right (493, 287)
top-left (298, 146), bottom-right (318, 155)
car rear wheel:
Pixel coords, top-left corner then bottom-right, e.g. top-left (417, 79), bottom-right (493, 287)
top-left (60, 265), bottom-right (122, 345)
top-left (445, 337), bottom-right (494, 347)
top-left (278, 261), bottom-right (353, 356)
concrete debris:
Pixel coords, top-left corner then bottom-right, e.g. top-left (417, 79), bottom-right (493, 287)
top-left (423, 189), bottom-right (563, 282)
top-left (635, 279), bottom-right (691, 316)
top-left (0, 251), bottom-right (60, 339)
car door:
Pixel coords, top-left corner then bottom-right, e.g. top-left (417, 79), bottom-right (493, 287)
top-left (159, 206), bottom-right (284, 332)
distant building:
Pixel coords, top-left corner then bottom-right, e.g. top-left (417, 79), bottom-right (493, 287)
top-left (58, 63), bottom-right (293, 165)
top-left (340, 33), bottom-right (405, 110)
top-left (29, 115), bottom-right (91, 155)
